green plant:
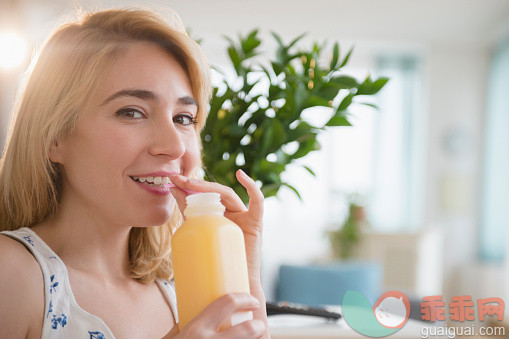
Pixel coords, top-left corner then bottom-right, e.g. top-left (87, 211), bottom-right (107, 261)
top-left (201, 29), bottom-right (388, 203)
top-left (327, 198), bottom-right (368, 259)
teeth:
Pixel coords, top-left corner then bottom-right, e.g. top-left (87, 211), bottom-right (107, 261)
top-left (133, 176), bottom-right (174, 185)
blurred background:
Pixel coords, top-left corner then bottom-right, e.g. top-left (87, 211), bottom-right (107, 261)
top-left (1, 0), bottom-right (508, 329)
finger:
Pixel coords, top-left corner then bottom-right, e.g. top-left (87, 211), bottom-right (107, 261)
top-left (219, 319), bottom-right (266, 339)
top-left (235, 170), bottom-right (264, 220)
top-left (170, 175), bottom-right (247, 212)
top-left (169, 187), bottom-right (188, 218)
top-left (197, 293), bottom-right (259, 330)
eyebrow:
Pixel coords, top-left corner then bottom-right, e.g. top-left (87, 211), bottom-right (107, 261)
top-left (100, 89), bottom-right (199, 110)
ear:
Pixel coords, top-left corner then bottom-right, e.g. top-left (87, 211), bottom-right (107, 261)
top-left (48, 140), bottom-right (64, 164)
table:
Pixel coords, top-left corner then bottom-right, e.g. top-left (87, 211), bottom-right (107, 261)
top-left (268, 309), bottom-right (452, 339)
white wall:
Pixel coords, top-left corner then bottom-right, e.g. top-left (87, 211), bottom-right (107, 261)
top-left (423, 43), bottom-right (489, 300)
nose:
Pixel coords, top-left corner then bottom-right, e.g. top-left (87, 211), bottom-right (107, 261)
top-left (148, 117), bottom-right (186, 159)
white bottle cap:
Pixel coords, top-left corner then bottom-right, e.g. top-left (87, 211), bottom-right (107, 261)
top-left (184, 192), bottom-right (225, 218)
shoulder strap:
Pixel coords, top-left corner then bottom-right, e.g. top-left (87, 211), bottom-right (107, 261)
top-left (156, 278), bottom-right (179, 324)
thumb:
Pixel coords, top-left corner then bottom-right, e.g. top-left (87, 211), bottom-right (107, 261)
top-left (170, 186), bottom-right (188, 219)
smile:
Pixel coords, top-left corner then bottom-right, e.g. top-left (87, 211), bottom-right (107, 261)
top-left (130, 176), bottom-right (175, 195)
top-left (131, 175), bottom-right (174, 187)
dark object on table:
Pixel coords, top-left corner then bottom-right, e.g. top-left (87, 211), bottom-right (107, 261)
top-left (266, 301), bottom-right (342, 322)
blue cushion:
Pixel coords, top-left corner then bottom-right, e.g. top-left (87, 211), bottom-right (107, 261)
top-left (275, 262), bottom-right (383, 306)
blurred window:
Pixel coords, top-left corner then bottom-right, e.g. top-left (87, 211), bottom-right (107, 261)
top-left (328, 56), bottom-right (424, 232)
top-left (480, 36), bottom-right (509, 262)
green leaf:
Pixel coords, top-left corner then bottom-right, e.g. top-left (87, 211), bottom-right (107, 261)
top-left (260, 120), bottom-right (274, 154)
top-left (371, 77), bottom-right (389, 93)
top-left (302, 165), bottom-right (316, 176)
top-left (259, 158), bottom-right (286, 174)
top-left (316, 83), bottom-right (340, 101)
top-left (282, 182), bottom-right (302, 200)
top-left (292, 83), bottom-right (308, 112)
top-left (330, 42), bottom-right (339, 70)
top-left (267, 119), bottom-right (287, 152)
top-left (286, 63), bottom-right (297, 75)
top-left (241, 29), bottom-right (261, 54)
top-left (271, 61), bottom-right (284, 75)
top-left (312, 41), bottom-right (322, 54)
top-left (337, 93), bottom-right (354, 111)
top-left (287, 121), bottom-right (315, 141)
top-left (360, 102), bottom-right (379, 109)
top-left (306, 95), bottom-right (332, 107)
top-left (228, 46), bottom-right (241, 70)
top-left (292, 138), bottom-right (320, 159)
top-left (340, 47), bottom-right (354, 68)
top-left (330, 75), bottom-right (358, 89)
top-left (270, 31), bottom-right (285, 48)
top-left (268, 84), bottom-right (285, 101)
top-left (287, 32), bottom-right (307, 50)
top-left (287, 51), bottom-right (307, 62)
top-left (222, 35), bottom-right (236, 47)
top-left (271, 31), bottom-right (287, 64)
top-left (261, 183), bottom-right (282, 198)
top-left (211, 156), bottom-right (237, 177)
top-left (326, 114), bottom-right (352, 127)
top-left (357, 76), bottom-right (389, 95)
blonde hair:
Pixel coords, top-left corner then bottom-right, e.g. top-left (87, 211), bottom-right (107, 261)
top-left (0, 8), bottom-right (211, 283)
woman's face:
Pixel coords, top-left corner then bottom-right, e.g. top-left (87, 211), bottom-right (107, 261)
top-left (50, 41), bottom-right (201, 227)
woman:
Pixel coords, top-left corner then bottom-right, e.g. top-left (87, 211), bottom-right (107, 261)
top-left (0, 8), bottom-right (269, 339)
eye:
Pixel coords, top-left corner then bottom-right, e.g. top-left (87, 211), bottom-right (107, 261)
top-left (116, 107), bottom-right (145, 119)
top-left (174, 114), bottom-right (198, 126)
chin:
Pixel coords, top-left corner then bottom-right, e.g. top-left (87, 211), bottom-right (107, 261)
top-left (133, 216), bottom-right (171, 228)
top-left (137, 209), bottom-right (176, 227)
top-left (125, 199), bottom-right (178, 227)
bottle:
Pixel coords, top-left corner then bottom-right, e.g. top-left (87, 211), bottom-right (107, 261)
top-left (171, 192), bottom-right (253, 331)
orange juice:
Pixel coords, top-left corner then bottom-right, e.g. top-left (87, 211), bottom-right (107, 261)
top-left (171, 192), bottom-right (252, 331)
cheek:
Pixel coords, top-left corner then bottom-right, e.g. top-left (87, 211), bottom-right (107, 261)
top-left (182, 134), bottom-right (201, 175)
top-left (62, 124), bottom-right (140, 186)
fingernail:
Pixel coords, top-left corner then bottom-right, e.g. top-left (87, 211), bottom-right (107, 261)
top-left (171, 174), bottom-right (187, 183)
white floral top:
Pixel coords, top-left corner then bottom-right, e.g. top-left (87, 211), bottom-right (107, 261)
top-left (0, 227), bottom-right (179, 338)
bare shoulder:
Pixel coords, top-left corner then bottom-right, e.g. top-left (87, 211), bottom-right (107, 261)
top-left (0, 233), bottom-right (45, 338)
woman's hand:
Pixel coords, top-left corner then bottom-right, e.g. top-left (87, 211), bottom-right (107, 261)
top-left (163, 293), bottom-right (265, 338)
top-left (169, 170), bottom-right (270, 338)
top-left (169, 169), bottom-right (264, 281)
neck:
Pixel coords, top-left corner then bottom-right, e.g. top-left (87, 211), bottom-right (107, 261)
top-left (31, 190), bottom-right (134, 284)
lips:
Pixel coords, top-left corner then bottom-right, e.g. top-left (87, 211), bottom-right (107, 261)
top-left (130, 171), bottom-right (180, 178)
